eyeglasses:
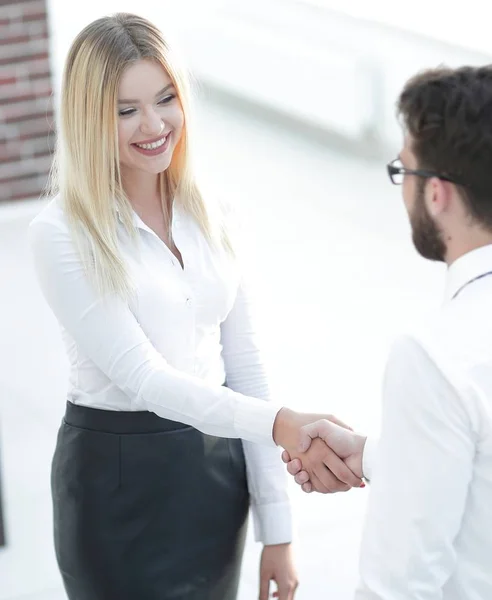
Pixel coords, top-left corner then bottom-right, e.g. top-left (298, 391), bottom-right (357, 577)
top-left (386, 158), bottom-right (463, 186)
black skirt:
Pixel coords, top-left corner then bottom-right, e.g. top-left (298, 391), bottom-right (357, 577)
top-left (52, 401), bottom-right (250, 600)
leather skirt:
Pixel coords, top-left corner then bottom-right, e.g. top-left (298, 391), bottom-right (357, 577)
top-left (52, 401), bottom-right (250, 600)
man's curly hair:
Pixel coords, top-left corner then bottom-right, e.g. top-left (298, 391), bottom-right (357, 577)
top-left (398, 65), bottom-right (492, 230)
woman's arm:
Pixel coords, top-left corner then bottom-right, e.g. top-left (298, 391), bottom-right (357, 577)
top-left (28, 216), bottom-right (279, 444)
top-left (220, 280), bottom-right (299, 600)
top-left (220, 280), bottom-right (293, 545)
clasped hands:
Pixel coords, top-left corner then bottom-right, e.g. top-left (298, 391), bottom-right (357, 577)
top-left (273, 408), bottom-right (367, 493)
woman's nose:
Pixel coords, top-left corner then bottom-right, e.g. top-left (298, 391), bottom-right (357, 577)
top-left (140, 110), bottom-right (164, 137)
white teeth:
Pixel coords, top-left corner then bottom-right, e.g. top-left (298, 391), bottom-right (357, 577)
top-left (135, 135), bottom-right (167, 150)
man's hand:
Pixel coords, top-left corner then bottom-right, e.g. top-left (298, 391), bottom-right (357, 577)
top-left (272, 409), bottom-right (363, 492)
top-left (281, 419), bottom-right (367, 493)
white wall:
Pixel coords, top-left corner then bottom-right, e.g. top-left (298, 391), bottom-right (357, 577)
top-left (307, 0), bottom-right (492, 55)
top-left (45, 0), bottom-right (202, 93)
top-left (46, 0), bottom-right (492, 154)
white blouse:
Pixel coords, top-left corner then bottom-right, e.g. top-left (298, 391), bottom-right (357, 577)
top-left (28, 196), bottom-right (292, 545)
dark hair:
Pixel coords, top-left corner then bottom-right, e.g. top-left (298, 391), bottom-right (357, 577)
top-left (397, 65), bottom-right (492, 230)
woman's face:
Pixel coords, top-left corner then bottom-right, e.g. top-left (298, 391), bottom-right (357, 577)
top-left (117, 59), bottom-right (184, 177)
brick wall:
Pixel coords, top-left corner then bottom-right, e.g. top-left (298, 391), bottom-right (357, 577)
top-left (0, 0), bottom-right (54, 203)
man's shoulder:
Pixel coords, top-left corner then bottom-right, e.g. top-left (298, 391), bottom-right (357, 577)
top-left (388, 307), bottom-right (441, 360)
top-left (390, 302), bottom-right (492, 393)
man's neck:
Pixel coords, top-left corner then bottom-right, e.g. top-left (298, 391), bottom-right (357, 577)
top-left (445, 233), bottom-right (492, 266)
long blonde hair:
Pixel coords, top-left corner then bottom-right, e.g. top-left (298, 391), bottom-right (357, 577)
top-left (48, 12), bottom-right (232, 297)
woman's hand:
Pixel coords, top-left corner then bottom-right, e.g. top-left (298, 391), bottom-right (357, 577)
top-left (281, 420), bottom-right (367, 493)
top-left (259, 543), bottom-right (299, 600)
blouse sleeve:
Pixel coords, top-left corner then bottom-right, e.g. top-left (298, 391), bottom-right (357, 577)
top-left (28, 216), bottom-right (280, 446)
top-left (220, 280), bottom-right (293, 545)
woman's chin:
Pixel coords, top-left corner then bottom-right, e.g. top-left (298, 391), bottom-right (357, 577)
top-left (120, 155), bottom-right (173, 176)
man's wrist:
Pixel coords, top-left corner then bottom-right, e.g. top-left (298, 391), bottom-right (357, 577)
top-left (356, 434), bottom-right (368, 479)
top-left (356, 433), bottom-right (368, 451)
top-left (361, 435), bottom-right (374, 481)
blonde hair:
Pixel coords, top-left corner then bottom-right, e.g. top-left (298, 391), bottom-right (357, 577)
top-left (48, 12), bottom-right (232, 297)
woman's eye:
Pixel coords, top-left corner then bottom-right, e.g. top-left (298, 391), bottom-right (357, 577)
top-left (118, 108), bottom-right (136, 117)
top-left (118, 95), bottom-right (175, 116)
top-left (158, 94), bottom-right (175, 105)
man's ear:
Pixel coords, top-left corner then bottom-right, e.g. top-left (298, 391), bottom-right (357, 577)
top-left (426, 177), bottom-right (451, 217)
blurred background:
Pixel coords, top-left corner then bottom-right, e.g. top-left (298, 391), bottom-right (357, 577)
top-left (1, 1), bottom-right (490, 598)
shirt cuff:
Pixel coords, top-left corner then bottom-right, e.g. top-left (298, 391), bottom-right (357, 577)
top-left (362, 436), bottom-right (378, 482)
top-left (251, 500), bottom-right (293, 545)
top-left (235, 397), bottom-right (280, 446)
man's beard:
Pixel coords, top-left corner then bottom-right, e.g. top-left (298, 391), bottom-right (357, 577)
top-left (409, 180), bottom-right (447, 262)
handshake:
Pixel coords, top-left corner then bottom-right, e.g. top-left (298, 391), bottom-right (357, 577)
top-left (273, 408), bottom-right (367, 493)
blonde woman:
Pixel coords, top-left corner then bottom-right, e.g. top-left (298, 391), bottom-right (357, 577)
top-left (29, 13), bottom-right (362, 600)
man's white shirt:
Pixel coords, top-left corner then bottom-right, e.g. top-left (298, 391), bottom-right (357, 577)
top-left (357, 245), bottom-right (492, 599)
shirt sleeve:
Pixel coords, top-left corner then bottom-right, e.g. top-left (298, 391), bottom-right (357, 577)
top-left (28, 217), bottom-right (280, 446)
top-left (220, 280), bottom-right (293, 545)
top-left (361, 436), bottom-right (378, 482)
top-left (355, 335), bottom-right (475, 600)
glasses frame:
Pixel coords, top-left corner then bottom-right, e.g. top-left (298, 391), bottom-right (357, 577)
top-left (386, 158), bottom-right (464, 186)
